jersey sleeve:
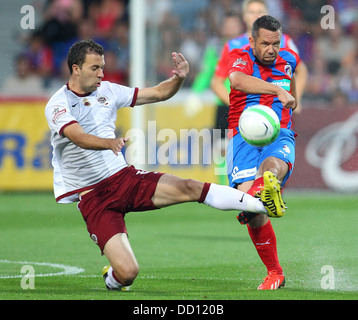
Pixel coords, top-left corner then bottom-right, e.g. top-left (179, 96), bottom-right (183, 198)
top-left (107, 82), bottom-right (138, 109)
top-left (227, 49), bottom-right (253, 77)
top-left (45, 99), bottom-right (77, 136)
top-left (214, 42), bottom-right (231, 78)
top-left (285, 48), bottom-right (301, 72)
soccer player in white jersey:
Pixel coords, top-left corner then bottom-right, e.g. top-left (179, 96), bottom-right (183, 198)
top-left (45, 39), bottom-right (285, 291)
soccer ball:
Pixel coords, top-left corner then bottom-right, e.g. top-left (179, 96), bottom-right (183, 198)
top-left (238, 105), bottom-right (280, 147)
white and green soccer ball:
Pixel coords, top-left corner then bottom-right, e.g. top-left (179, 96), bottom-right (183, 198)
top-left (238, 105), bottom-right (280, 147)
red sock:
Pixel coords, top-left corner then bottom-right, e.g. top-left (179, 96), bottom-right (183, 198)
top-left (247, 177), bottom-right (264, 196)
top-left (247, 220), bottom-right (283, 274)
top-left (237, 177), bottom-right (264, 224)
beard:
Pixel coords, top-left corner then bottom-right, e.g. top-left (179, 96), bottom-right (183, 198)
top-left (261, 54), bottom-right (276, 65)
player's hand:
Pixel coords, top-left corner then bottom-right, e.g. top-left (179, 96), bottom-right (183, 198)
top-left (171, 52), bottom-right (189, 79)
top-left (277, 88), bottom-right (295, 109)
top-left (108, 137), bottom-right (129, 155)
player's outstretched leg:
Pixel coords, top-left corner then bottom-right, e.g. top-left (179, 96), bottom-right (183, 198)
top-left (260, 171), bottom-right (287, 217)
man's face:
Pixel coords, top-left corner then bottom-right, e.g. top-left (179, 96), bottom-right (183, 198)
top-left (221, 16), bottom-right (242, 40)
top-left (243, 2), bottom-right (267, 31)
top-left (249, 28), bottom-right (281, 65)
top-left (75, 53), bottom-right (105, 93)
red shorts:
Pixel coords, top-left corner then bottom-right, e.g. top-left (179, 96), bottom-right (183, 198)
top-left (77, 166), bottom-right (164, 253)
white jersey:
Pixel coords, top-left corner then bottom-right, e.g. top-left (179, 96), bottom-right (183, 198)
top-left (45, 81), bottom-right (138, 203)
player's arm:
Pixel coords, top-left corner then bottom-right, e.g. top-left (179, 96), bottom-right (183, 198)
top-left (211, 74), bottom-right (230, 106)
top-left (290, 73), bottom-right (298, 111)
top-left (293, 61), bottom-right (307, 113)
top-left (62, 122), bottom-right (127, 155)
top-left (229, 71), bottom-right (295, 109)
top-left (135, 52), bottom-right (189, 105)
top-left (210, 44), bottom-right (231, 106)
top-left (285, 36), bottom-right (307, 113)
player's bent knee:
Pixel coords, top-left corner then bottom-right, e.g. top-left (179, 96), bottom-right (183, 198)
top-left (112, 263), bottom-right (139, 286)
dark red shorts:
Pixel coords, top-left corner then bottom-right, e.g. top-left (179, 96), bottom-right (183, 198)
top-left (77, 166), bottom-right (164, 253)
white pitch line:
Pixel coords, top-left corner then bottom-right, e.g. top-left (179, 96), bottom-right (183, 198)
top-left (0, 260), bottom-right (85, 279)
top-left (77, 274), bottom-right (241, 282)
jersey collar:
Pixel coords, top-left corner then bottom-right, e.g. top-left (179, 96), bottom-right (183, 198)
top-left (66, 83), bottom-right (93, 97)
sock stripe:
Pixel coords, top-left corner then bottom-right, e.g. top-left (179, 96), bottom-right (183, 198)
top-left (111, 268), bottom-right (122, 285)
top-left (198, 182), bottom-right (211, 203)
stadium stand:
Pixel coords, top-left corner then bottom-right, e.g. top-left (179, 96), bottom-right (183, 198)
top-left (0, 0), bottom-right (358, 106)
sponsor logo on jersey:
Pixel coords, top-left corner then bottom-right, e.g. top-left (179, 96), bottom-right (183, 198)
top-left (231, 166), bottom-right (257, 181)
top-left (52, 107), bottom-right (67, 124)
top-left (232, 58), bottom-right (248, 68)
top-left (271, 79), bottom-right (291, 91)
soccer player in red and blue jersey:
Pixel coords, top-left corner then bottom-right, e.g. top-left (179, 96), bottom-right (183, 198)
top-left (212, 0), bottom-right (307, 111)
top-left (226, 15), bottom-right (299, 290)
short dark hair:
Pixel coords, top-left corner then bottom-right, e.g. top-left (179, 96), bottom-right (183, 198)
top-left (67, 39), bottom-right (104, 74)
top-left (251, 15), bottom-right (282, 40)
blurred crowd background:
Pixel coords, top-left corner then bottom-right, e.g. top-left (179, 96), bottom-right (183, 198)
top-left (1, 0), bottom-right (358, 108)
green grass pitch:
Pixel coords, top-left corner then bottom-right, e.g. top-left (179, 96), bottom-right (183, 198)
top-left (0, 191), bottom-right (357, 301)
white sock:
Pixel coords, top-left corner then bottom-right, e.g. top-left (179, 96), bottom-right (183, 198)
top-left (105, 266), bottom-right (124, 290)
top-left (203, 183), bottom-right (266, 213)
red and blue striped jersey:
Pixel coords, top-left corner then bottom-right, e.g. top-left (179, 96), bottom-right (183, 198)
top-left (227, 46), bottom-right (300, 137)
